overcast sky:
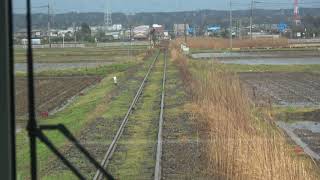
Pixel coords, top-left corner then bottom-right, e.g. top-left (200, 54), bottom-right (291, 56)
top-left (13, 0), bottom-right (320, 13)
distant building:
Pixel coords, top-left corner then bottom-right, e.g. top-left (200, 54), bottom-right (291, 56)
top-left (21, 38), bottom-right (41, 45)
top-left (14, 29), bottom-right (44, 39)
top-left (133, 25), bottom-right (150, 39)
top-left (174, 24), bottom-right (189, 36)
top-left (153, 24), bottom-right (164, 32)
top-left (249, 32), bottom-right (280, 39)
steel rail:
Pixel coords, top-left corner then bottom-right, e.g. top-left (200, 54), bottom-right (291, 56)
top-left (93, 51), bottom-right (160, 180)
top-left (154, 50), bottom-right (167, 180)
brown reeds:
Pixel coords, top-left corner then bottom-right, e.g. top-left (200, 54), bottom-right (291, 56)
top-left (174, 37), bottom-right (288, 49)
top-left (171, 44), bottom-right (318, 180)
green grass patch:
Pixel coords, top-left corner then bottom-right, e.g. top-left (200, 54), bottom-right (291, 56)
top-left (271, 106), bottom-right (318, 123)
top-left (15, 62), bottom-right (135, 77)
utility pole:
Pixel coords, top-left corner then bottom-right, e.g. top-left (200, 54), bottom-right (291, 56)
top-left (47, 3), bottom-right (51, 48)
top-left (250, 1), bottom-right (261, 40)
top-left (239, 19), bottom-right (242, 40)
top-left (184, 18), bottom-right (187, 44)
top-left (127, 13), bottom-right (132, 60)
top-left (250, 0), bottom-right (253, 40)
top-left (229, 0), bottom-right (233, 51)
top-left (73, 22), bottom-right (77, 44)
top-left (62, 34), bottom-right (65, 48)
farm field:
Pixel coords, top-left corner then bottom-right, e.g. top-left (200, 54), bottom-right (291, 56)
top-left (14, 47), bottom-right (147, 63)
top-left (15, 76), bottom-right (101, 133)
top-left (15, 76), bottom-right (101, 118)
top-left (191, 50), bottom-right (320, 59)
top-left (275, 112), bottom-right (320, 161)
top-left (15, 62), bottom-right (113, 73)
top-left (239, 72), bottom-right (320, 106)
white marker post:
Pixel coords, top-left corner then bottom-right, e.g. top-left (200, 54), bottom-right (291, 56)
top-left (113, 76), bottom-right (117, 85)
top-left (62, 34), bottom-right (65, 48)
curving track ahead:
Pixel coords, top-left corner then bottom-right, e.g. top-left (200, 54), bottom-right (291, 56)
top-left (94, 49), bottom-right (167, 180)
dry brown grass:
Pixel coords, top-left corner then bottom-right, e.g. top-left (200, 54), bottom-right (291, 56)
top-left (170, 42), bottom-right (319, 179)
top-left (174, 37), bottom-right (289, 49)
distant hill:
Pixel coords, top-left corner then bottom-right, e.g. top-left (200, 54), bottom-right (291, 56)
top-left (13, 8), bottom-right (320, 31)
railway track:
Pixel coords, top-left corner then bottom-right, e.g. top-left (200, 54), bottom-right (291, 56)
top-left (154, 50), bottom-right (167, 180)
top-left (94, 49), bottom-right (167, 180)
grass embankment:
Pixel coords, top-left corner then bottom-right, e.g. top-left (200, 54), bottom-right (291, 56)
top-left (16, 51), bottom-right (157, 179)
top-left (171, 47), bottom-right (319, 179)
top-left (14, 47), bottom-right (147, 63)
top-left (107, 53), bottom-right (164, 179)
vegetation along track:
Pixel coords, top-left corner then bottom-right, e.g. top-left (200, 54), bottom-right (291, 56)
top-left (95, 49), bottom-right (167, 179)
top-left (40, 51), bottom-right (156, 179)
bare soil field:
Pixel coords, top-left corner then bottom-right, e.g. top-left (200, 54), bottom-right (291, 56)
top-left (15, 62), bottom-right (113, 72)
top-left (16, 76), bottom-right (101, 117)
top-left (240, 72), bottom-right (320, 106)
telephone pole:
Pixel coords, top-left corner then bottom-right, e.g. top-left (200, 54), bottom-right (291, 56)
top-left (250, 1), bottom-right (261, 40)
top-left (229, 0), bottom-right (233, 51)
top-left (73, 22), bottom-right (77, 44)
top-left (47, 3), bottom-right (51, 48)
top-left (250, 0), bottom-right (253, 40)
top-left (239, 19), bottom-right (242, 40)
top-left (184, 19), bottom-right (187, 44)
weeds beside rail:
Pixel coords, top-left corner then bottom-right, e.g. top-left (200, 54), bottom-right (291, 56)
top-left (170, 45), bottom-right (319, 180)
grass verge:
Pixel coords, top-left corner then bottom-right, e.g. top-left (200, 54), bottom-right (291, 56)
top-left (171, 45), bottom-right (320, 179)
